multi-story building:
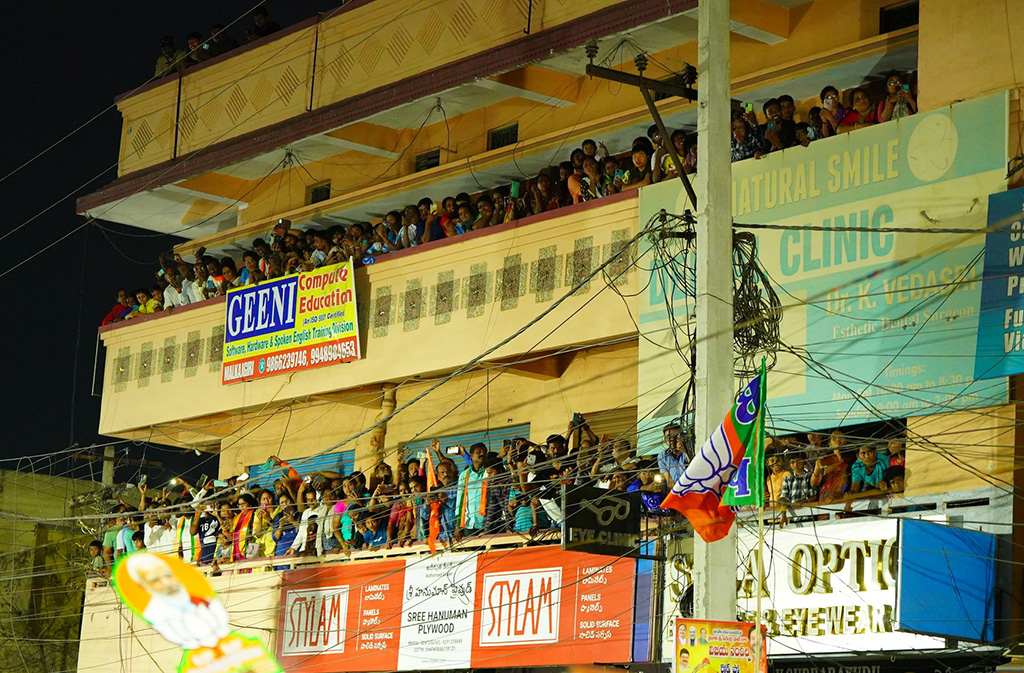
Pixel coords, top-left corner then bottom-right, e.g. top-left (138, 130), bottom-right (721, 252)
top-left (77, 1), bottom-right (1024, 672)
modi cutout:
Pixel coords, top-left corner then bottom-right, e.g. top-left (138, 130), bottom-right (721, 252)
top-left (123, 552), bottom-right (231, 649)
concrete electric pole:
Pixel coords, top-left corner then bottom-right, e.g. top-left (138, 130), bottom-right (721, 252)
top-left (691, 0), bottom-right (737, 621)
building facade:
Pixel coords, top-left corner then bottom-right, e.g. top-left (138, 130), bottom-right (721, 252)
top-left (78, 1), bottom-right (1024, 672)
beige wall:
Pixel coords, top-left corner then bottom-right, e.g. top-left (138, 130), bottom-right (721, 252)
top-left (905, 403), bottom-right (1016, 496)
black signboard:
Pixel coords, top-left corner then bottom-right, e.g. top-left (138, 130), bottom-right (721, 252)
top-left (562, 485), bottom-right (642, 558)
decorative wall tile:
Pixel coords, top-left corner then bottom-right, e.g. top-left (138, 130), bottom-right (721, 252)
top-left (184, 330), bottom-right (203, 378)
top-left (603, 228), bottom-right (634, 287)
top-left (114, 347), bottom-right (132, 393)
top-left (372, 287), bottom-right (394, 338)
top-left (530, 245), bottom-right (561, 303)
top-left (208, 326), bottom-right (224, 373)
top-left (401, 280), bottom-right (423, 332)
top-left (137, 343), bottom-right (154, 389)
top-left (566, 236), bottom-right (597, 294)
top-left (497, 254), bottom-right (526, 311)
top-left (464, 262), bottom-right (492, 319)
top-left (160, 337), bottom-right (178, 383)
top-left (433, 271), bottom-right (456, 325)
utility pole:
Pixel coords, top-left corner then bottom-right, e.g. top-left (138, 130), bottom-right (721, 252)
top-left (101, 446), bottom-right (115, 487)
top-left (692, 0), bottom-right (737, 621)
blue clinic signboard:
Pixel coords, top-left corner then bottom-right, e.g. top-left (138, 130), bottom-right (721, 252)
top-left (637, 92), bottom-right (1009, 438)
top-left (975, 187), bottom-right (1024, 379)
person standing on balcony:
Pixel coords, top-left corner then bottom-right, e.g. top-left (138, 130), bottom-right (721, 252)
top-left (731, 112), bottom-right (764, 162)
top-left (817, 85), bottom-right (848, 137)
top-left (101, 288), bottom-right (133, 325)
top-left (877, 71), bottom-right (918, 122)
top-left (810, 430), bottom-right (850, 502)
top-left (765, 451), bottom-right (792, 506)
top-left (849, 444), bottom-right (889, 494)
top-left (836, 89), bottom-right (878, 133)
top-left (155, 37), bottom-right (186, 78)
top-left (247, 7), bottom-right (282, 42)
top-left (207, 24), bottom-right (240, 57)
top-left (779, 452), bottom-right (817, 505)
top-left (455, 444), bottom-right (488, 538)
top-left (162, 268), bottom-right (191, 310)
top-left (755, 98), bottom-right (797, 153)
top-left (185, 33), bottom-right (210, 67)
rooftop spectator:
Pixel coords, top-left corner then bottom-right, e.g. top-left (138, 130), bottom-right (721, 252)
top-left (247, 7), bottom-right (282, 42)
top-left (87, 540), bottom-right (106, 577)
top-left (794, 122), bottom-right (813, 147)
top-left (877, 71), bottom-right (917, 121)
top-left (653, 129), bottom-right (689, 183)
top-left (207, 24), bottom-right (240, 58)
top-left (731, 111), bottom-right (764, 162)
top-left (807, 106), bottom-right (824, 139)
top-left (102, 288), bottom-right (133, 325)
top-left (779, 451), bottom-right (816, 505)
top-left (880, 465), bottom-right (905, 492)
top-left (837, 88), bottom-right (877, 133)
top-left (765, 451), bottom-right (792, 506)
top-left (455, 443), bottom-right (488, 538)
top-left (658, 421), bottom-right (688, 485)
top-left (622, 137), bottom-right (654, 190)
top-left (155, 36), bottom-right (186, 78)
top-left (810, 430), bottom-right (849, 502)
top-left (756, 97), bottom-right (797, 152)
top-left (886, 437), bottom-right (906, 466)
top-left (777, 94), bottom-right (797, 122)
top-left (818, 85), bottom-right (847, 137)
top-left (185, 32), bottom-right (210, 66)
top-left (849, 443), bottom-right (889, 493)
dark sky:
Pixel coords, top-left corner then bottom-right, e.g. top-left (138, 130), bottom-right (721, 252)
top-left (0, 1), bottom-right (327, 483)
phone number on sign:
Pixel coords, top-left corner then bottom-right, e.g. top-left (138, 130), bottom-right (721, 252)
top-left (310, 341), bottom-right (357, 364)
top-left (265, 351), bottom-right (308, 373)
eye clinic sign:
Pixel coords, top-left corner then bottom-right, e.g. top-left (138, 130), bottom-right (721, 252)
top-left (222, 259), bottom-right (360, 384)
top-left (562, 485), bottom-right (642, 557)
top-left (733, 518), bottom-right (945, 654)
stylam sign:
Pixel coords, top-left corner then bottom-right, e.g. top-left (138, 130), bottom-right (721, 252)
top-left (479, 568), bottom-right (562, 646)
top-left (282, 586), bottom-right (349, 656)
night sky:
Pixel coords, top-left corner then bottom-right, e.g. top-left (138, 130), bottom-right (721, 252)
top-left (0, 2), bottom-right (327, 482)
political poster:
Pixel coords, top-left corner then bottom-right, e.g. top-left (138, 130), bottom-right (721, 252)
top-left (112, 551), bottom-right (283, 673)
top-left (674, 619), bottom-right (767, 673)
top-left (222, 259), bottom-right (360, 384)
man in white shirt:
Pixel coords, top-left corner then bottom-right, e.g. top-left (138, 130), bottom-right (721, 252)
top-left (163, 268), bottom-right (192, 309)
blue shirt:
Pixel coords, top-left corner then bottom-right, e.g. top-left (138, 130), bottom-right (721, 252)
top-left (657, 449), bottom-right (689, 484)
top-left (364, 526), bottom-right (387, 548)
top-left (851, 455), bottom-right (890, 488)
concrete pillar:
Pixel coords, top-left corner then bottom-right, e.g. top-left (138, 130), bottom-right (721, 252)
top-left (692, 0), bottom-right (738, 622)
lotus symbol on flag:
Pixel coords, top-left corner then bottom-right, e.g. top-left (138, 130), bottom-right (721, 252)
top-left (670, 426), bottom-right (737, 498)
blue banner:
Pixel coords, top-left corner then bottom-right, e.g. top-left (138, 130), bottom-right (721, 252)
top-left (974, 187), bottom-right (1024, 379)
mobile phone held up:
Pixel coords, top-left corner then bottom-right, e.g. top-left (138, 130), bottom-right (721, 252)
top-left (445, 445), bottom-right (462, 455)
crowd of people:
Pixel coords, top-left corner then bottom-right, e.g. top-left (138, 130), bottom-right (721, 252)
top-left (731, 74), bottom-right (917, 161)
top-left (154, 7), bottom-right (282, 78)
top-left (85, 414), bottom-right (909, 576)
top-left (102, 70), bottom-right (919, 326)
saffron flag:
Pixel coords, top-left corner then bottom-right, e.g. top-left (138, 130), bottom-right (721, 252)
top-left (661, 363), bottom-right (767, 542)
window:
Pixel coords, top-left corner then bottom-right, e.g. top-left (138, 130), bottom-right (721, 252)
top-left (880, 1), bottom-right (919, 33)
top-left (488, 123), bottom-right (519, 151)
top-left (307, 181), bottom-right (331, 205)
top-left (414, 149), bottom-right (441, 172)
top-left (579, 406), bottom-right (639, 448)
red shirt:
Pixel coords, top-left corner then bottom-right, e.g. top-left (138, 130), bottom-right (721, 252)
top-left (102, 304), bottom-right (129, 325)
